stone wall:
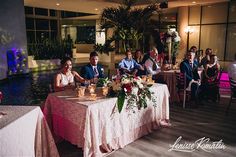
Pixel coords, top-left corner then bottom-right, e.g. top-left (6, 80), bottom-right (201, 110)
top-left (0, 0), bottom-right (28, 80)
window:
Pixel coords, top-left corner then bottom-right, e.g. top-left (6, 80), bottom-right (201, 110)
top-left (50, 9), bottom-right (57, 17)
top-left (188, 2), bottom-right (236, 61)
top-left (36, 19), bottom-right (49, 30)
top-left (35, 8), bottom-right (48, 16)
top-left (50, 20), bottom-right (57, 31)
top-left (189, 6), bottom-right (201, 25)
top-left (200, 25), bottom-right (226, 60)
top-left (26, 31), bottom-right (35, 44)
top-left (226, 24), bottom-right (236, 61)
top-left (26, 18), bottom-right (34, 30)
top-left (25, 7), bottom-right (59, 44)
top-left (202, 3), bottom-right (228, 24)
top-left (25, 6), bottom-right (33, 15)
top-left (77, 26), bottom-right (95, 44)
top-left (229, 1), bottom-right (236, 22)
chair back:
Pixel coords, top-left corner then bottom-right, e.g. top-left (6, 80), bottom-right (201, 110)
top-left (229, 77), bottom-right (236, 93)
top-left (175, 72), bottom-right (187, 90)
top-left (216, 67), bottom-right (223, 84)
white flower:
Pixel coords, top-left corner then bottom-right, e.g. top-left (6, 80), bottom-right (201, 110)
top-left (131, 87), bottom-right (138, 95)
top-left (166, 37), bottom-right (172, 43)
top-left (121, 78), bottom-right (131, 84)
top-left (137, 82), bottom-right (144, 89)
top-left (173, 36), bottom-right (181, 42)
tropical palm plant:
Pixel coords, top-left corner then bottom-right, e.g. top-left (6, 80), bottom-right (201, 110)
top-left (100, 0), bottom-right (159, 53)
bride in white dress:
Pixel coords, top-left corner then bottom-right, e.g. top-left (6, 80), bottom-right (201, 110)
top-left (54, 57), bottom-right (86, 92)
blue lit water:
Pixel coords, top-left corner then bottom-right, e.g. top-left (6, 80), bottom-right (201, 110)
top-left (0, 67), bottom-right (83, 105)
top-left (0, 71), bottom-right (56, 105)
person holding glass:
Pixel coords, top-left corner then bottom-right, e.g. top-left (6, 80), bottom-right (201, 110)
top-left (54, 56), bottom-right (87, 92)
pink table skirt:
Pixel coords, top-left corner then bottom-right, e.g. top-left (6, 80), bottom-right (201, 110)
top-left (44, 83), bottom-right (170, 157)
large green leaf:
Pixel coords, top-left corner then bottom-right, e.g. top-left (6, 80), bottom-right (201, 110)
top-left (117, 91), bottom-right (125, 113)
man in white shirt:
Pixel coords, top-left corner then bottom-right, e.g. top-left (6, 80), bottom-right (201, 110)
top-left (145, 48), bottom-right (161, 75)
top-left (145, 48), bottom-right (165, 83)
top-left (228, 54), bottom-right (236, 80)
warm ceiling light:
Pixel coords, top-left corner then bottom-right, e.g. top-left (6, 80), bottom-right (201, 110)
top-left (56, 3), bottom-right (60, 6)
top-left (192, 1), bottom-right (196, 4)
top-left (95, 8), bottom-right (98, 11)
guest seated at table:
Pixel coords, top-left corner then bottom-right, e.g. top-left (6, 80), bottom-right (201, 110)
top-left (134, 49), bottom-right (146, 76)
top-left (145, 48), bottom-right (165, 83)
top-left (189, 45), bottom-right (199, 66)
top-left (199, 48), bottom-right (212, 68)
top-left (228, 53), bottom-right (236, 80)
top-left (80, 51), bottom-right (105, 83)
top-left (201, 54), bottom-right (220, 101)
top-left (180, 51), bottom-right (201, 102)
top-left (54, 57), bottom-right (86, 92)
top-left (118, 50), bottom-right (144, 76)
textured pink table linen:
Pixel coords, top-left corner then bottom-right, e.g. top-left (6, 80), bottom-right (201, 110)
top-left (0, 106), bottom-right (59, 157)
top-left (44, 83), bottom-right (170, 157)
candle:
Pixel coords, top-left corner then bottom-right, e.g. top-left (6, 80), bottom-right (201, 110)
top-left (90, 93), bottom-right (97, 101)
top-left (141, 75), bottom-right (147, 82)
top-left (102, 86), bottom-right (109, 96)
top-left (88, 84), bottom-right (96, 94)
top-left (77, 87), bottom-right (85, 97)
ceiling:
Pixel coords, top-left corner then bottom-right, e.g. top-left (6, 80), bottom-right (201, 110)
top-left (24, 0), bottom-right (229, 15)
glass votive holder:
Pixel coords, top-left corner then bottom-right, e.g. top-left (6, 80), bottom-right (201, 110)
top-left (77, 86), bottom-right (86, 97)
top-left (90, 93), bottom-right (97, 101)
top-left (88, 84), bottom-right (96, 94)
top-left (102, 86), bottom-right (109, 96)
top-left (141, 75), bottom-right (147, 82)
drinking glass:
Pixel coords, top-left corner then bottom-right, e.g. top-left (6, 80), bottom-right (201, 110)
top-left (77, 86), bottom-right (86, 97)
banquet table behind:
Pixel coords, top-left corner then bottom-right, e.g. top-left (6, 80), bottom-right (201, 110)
top-left (43, 83), bottom-right (170, 157)
top-left (159, 70), bottom-right (180, 103)
top-left (0, 106), bottom-right (59, 157)
top-left (159, 69), bottom-right (203, 103)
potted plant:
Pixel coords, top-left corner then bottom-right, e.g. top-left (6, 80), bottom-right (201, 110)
top-left (100, 0), bottom-right (159, 53)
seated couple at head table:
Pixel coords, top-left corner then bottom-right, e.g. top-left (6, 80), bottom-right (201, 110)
top-left (54, 51), bottom-right (104, 92)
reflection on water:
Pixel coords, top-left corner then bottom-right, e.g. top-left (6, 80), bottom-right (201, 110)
top-left (0, 70), bottom-right (56, 105)
top-left (0, 67), bottom-right (82, 105)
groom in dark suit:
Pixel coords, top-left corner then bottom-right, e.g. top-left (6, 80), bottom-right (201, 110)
top-left (81, 51), bottom-right (105, 82)
top-left (180, 51), bottom-right (200, 102)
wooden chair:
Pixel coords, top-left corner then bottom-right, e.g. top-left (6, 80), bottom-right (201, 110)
top-left (175, 72), bottom-right (191, 108)
top-left (226, 77), bottom-right (236, 114)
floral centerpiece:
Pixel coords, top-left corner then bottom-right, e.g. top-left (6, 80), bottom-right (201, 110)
top-left (109, 75), bottom-right (156, 113)
top-left (162, 30), bottom-right (181, 64)
top-left (96, 77), bottom-right (110, 87)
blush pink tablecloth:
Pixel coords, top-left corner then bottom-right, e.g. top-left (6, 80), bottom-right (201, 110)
top-left (43, 83), bottom-right (170, 157)
top-left (0, 106), bottom-right (59, 157)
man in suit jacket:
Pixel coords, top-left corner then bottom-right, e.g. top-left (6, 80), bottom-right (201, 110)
top-left (180, 51), bottom-right (200, 102)
top-left (80, 51), bottom-right (105, 82)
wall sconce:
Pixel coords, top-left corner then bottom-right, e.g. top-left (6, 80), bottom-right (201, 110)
top-left (184, 26), bottom-right (194, 51)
